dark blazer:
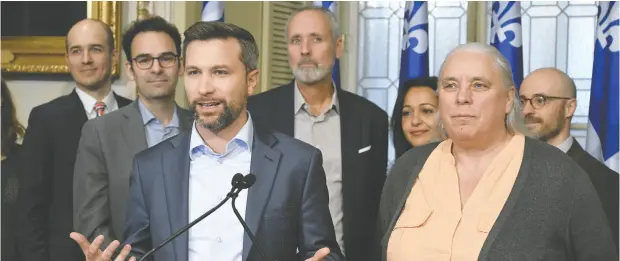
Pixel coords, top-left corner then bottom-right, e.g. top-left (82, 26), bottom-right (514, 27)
top-left (566, 137), bottom-right (619, 248)
top-left (123, 122), bottom-right (343, 261)
top-left (2, 143), bottom-right (22, 261)
top-left (379, 138), bottom-right (617, 261)
top-left (247, 82), bottom-right (389, 261)
top-left (73, 101), bottom-right (193, 248)
top-left (16, 90), bottom-right (131, 261)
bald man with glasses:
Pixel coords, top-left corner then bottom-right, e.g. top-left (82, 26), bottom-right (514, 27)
top-left (520, 67), bottom-right (618, 250)
top-left (73, 16), bottom-right (194, 250)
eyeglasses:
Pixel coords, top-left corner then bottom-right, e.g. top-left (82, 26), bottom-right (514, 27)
top-left (519, 94), bottom-right (572, 109)
top-left (132, 53), bottom-right (179, 70)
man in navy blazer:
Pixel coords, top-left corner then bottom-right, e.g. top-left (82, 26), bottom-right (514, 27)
top-left (70, 21), bottom-right (342, 261)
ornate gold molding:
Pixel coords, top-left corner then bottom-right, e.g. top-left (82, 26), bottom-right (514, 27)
top-left (137, 1), bottom-right (152, 20)
top-left (2, 64), bottom-right (69, 73)
top-left (1, 1), bottom-right (122, 75)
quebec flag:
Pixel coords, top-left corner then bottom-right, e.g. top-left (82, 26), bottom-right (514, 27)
top-left (202, 1), bottom-right (224, 22)
top-left (490, 1), bottom-right (523, 89)
top-left (399, 1), bottom-right (429, 85)
top-left (586, 1), bottom-right (619, 173)
top-left (391, 1), bottom-right (429, 160)
top-left (313, 1), bottom-right (341, 89)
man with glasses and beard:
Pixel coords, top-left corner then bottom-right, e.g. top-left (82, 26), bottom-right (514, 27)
top-left (73, 16), bottom-right (193, 252)
top-left (520, 67), bottom-right (618, 249)
top-left (247, 7), bottom-right (389, 260)
top-left (16, 19), bottom-right (132, 261)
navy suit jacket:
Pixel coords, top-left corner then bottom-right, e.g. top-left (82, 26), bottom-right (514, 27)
top-left (122, 121), bottom-right (343, 261)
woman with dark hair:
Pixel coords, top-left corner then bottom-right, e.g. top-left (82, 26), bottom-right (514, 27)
top-left (2, 79), bottom-right (25, 261)
top-left (391, 76), bottom-right (443, 159)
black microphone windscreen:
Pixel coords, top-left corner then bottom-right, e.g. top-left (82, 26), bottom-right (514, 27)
top-left (243, 174), bottom-right (256, 188)
top-left (231, 173), bottom-right (244, 187)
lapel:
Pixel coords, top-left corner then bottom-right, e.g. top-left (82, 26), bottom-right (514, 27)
top-left (243, 123), bottom-right (282, 260)
top-left (121, 101), bottom-right (148, 156)
top-left (162, 132), bottom-right (191, 261)
top-left (477, 138), bottom-right (534, 260)
top-left (67, 90), bottom-right (89, 127)
top-left (275, 83), bottom-right (295, 136)
top-left (114, 92), bottom-right (132, 107)
top-left (336, 90), bottom-right (362, 217)
top-left (380, 156), bottom-right (423, 257)
top-left (177, 106), bottom-right (194, 131)
top-left (566, 137), bottom-right (585, 161)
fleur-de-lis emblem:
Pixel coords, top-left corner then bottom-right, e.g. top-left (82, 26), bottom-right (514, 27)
top-left (202, 1), bottom-right (224, 22)
top-left (402, 2), bottom-right (428, 54)
top-left (313, 1), bottom-right (336, 13)
top-left (596, 1), bottom-right (619, 52)
top-left (490, 1), bottom-right (522, 48)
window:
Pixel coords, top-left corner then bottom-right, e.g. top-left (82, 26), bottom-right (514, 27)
top-left (262, 1), bottom-right (306, 91)
top-left (351, 1), bottom-right (598, 163)
top-left (355, 1), bottom-right (469, 164)
top-left (487, 1), bottom-right (598, 146)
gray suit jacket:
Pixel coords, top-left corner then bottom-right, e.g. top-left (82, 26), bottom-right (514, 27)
top-left (123, 121), bottom-right (343, 261)
top-left (73, 101), bottom-right (193, 246)
top-left (378, 137), bottom-right (617, 261)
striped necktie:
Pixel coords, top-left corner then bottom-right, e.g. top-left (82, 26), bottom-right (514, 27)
top-left (94, 101), bottom-right (106, 117)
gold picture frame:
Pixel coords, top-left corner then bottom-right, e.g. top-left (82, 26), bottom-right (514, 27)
top-left (1, 1), bottom-right (122, 75)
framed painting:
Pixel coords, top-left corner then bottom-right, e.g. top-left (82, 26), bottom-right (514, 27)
top-left (1, 1), bottom-right (122, 75)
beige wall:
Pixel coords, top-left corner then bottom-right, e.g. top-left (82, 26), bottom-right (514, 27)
top-left (171, 1), bottom-right (202, 109)
top-left (225, 1), bottom-right (265, 94)
top-left (225, 1), bottom-right (264, 60)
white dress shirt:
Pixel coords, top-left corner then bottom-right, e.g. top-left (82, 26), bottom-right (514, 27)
top-left (188, 113), bottom-right (253, 261)
top-left (75, 87), bottom-right (119, 119)
top-left (555, 136), bottom-right (574, 153)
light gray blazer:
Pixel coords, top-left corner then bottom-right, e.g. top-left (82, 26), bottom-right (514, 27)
top-left (378, 137), bottom-right (617, 261)
top-left (73, 100), bottom-right (193, 246)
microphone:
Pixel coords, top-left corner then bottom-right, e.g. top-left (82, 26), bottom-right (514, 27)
top-left (130, 173), bottom-right (246, 261)
top-left (229, 173), bottom-right (269, 261)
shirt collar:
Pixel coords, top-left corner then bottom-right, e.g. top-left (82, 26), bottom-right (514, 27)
top-left (137, 98), bottom-right (180, 127)
top-left (189, 111), bottom-right (254, 160)
top-left (293, 81), bottom-right (339, 115)
top-left (75, 87), bottom-right (117, 114)
top-left (555, 136), bottom-right (574, 154)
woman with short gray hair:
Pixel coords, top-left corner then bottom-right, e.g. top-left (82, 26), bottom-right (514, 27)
top-left (378, 43), bottom-right (617, 261)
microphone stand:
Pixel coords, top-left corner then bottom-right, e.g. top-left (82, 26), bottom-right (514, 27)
top-left (137, 181), bottom-right (242, 261)
top-left (230, 187), bottom-right (269, 261)
top-left (115, 173), bottom-right (260, 261)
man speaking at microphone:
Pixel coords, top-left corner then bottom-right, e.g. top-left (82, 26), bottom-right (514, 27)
top-left (69, 21), bottom-right (343, 261)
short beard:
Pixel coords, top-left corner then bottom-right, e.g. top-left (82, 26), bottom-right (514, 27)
top-left (533, 124), bottom-right (563, 142)
top-left (526, 116), bottom-right (566, 142)
top-left (293, 66), bottom-right (331, 85)
top-left (193, 101), bottom-right (243, 134)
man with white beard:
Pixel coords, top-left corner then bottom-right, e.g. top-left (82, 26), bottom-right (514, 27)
top-left (247, 6), bottom-right (388, 261)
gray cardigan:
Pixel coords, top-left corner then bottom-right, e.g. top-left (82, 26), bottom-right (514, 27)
top-left (378, 137), bottom-right (617, 261)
